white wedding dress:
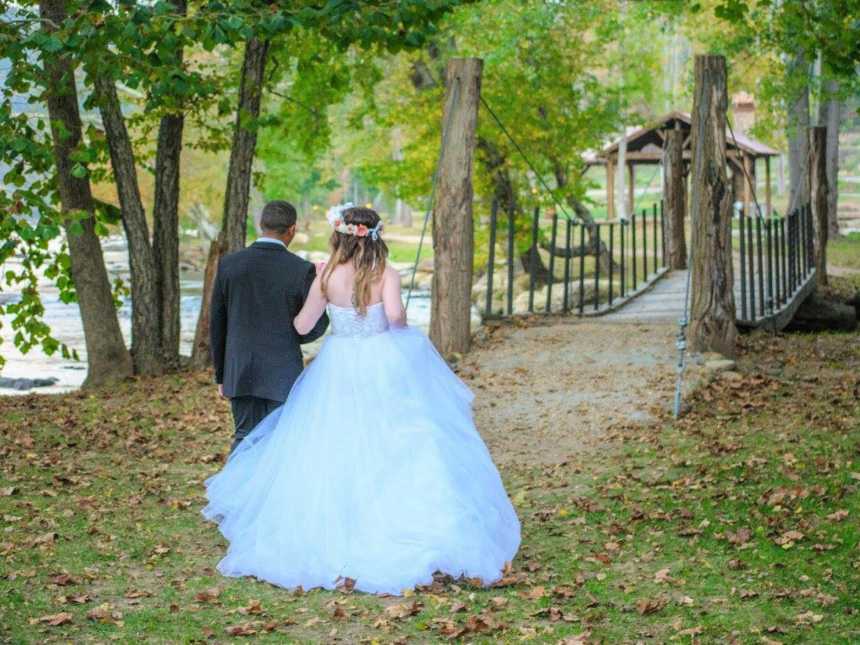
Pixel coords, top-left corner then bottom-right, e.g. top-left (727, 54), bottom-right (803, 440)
top-left (202, 302), bottom-right (520, 595)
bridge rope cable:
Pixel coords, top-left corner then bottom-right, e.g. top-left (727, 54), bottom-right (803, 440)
top-left (479, 96), bottom-right (575, 222)
top-left (406, 90), bottom-right (581, 308)
top-left (404, 77), bottom-right (460, 310)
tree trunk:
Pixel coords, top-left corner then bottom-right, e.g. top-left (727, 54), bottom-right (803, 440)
top-left (152, 0), bottom-right (186, 369)
top-left (38, 0), bottom-right (133, 387)
top-left (189, 238), bottom-right (223, 369)
top-left (818, 78), bottom-right (841, 237)
top-left (551, 162), bottom-right (616, 273)
top-left (787, 50), bottom-right (811, 213)
top-left (663, 127), bottom-right (687, 269)
top-left (808, 126), bottom-right (828, 288)
top-left (191, 36), bottom-right (270, 368)
top-left (785, 294), bottom-right (856, 332)
top-left (152, 114), bottom-right (183, 369)
top-left (94, 76), bottom-right (163, 375)
top-left (430, 58), bottom-right (482, 357)
top-left (688, 55), bottom-right (737, 358)
top-left (730, 159), bottom-right (745, 207)
top-left (222, 36), bottom-right (270, 254)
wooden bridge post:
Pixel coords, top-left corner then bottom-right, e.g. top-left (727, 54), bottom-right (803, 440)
top-left (662, 126), bottom-right (687, 269)
top-left (808, 126), bottom-right (829, 288)
top-left (430, 57), bottom-right (483, 357)
top-left (688, 54), bottom-right (737, 358)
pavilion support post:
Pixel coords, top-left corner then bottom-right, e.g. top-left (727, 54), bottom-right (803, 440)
top-left (689, 54), bottom-right (737, 358)
top-left (730, 159), bottom-right (745, 211)
top-left (765, 156), bottom-right (772, 216)
top-left (606, 159), bottom-right (615, 219)
top-left (430, 58), bottom-right (482, 356)
top-left (627, 162), bottom-right (635, 215)
top-left (743, 154), bottom-right (754, 213)
top-left (663, 127), bottom-right (687, 270)
top-left (808, 126), bottom-right (828, 288)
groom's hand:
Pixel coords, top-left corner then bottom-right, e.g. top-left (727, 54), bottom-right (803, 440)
top-left (218, 384), bottom-right (225, 399)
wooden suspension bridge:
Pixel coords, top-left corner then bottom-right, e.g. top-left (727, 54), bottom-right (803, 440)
top-left (427, 54), bottom-right (830, 361)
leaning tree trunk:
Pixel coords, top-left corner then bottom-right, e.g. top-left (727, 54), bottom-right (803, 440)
top-left (94, 76), bottom-right (163, 375)
top-left (809, 126), bottom-right (829, 288)
top-left (476, 137), bottom-right (553, 285)
top-left (39, 0), bottom-right (133, 387)
top-left (663, 127), bottom-right (687, 270)
top-left (430, 57), bottom-right (482, 357)
top-left (151, 0), bottom-right (186, 369)
top-left (222, 36), bottom-right (270, 254)
top-left (787, 50), bottom-right (811, 213)
top-left (551, 162), bottom-right (616, 273)
top-left (191, 36), bottom-right (270, 368)
top-left (818, 77), bottom-right (841, 238)
top-left (688, 55), bottom-right (737, 358)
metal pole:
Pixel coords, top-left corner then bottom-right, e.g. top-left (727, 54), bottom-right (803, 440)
top-left (620, 220), bottom-right (626, 297)
top-left (746, 205), bottom-right (756, 317)
top-left (563, 219), bottom-right (572, 313)
top-left (578, 224), bottom-right (585, 315)
top-left (780, 217), bottom-right (787, 303)
top-left (594, 223), bottom-right (601, 311)
top-left (652, 202), bottom-right (658, 274)
top-left (755, 214), bottom-right (765, 318)
top-left (546, 213), bottom-right (558, 313)
top-left (528, 207), bottom-right (539, 312)
top-left (506, 206), bottom-right (514, 316)
top-left (641, 208), bottom-right (648, 281)
top-left (608, 222), bottom-right (615, 306)
top-left (739, 208), bottom-right (747, 321)
top-left (485, 200), bottom-right (498, 318)
top-left (765, 218), bottom-right (774, 315)
top-left (631, 213), bottom-right (638, 289)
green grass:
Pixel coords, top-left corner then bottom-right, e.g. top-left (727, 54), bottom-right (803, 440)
top-left (830, 232), bottom-right (860, 271)
top-left (1, 332), bottom-right (858, 642)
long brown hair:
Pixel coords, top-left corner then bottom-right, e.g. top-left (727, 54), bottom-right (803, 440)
top-left (320, 207), bottom-right (388, 315)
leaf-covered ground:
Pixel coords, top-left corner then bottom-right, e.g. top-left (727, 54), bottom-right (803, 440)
top-left (1, 306), bottom-right (859, 643)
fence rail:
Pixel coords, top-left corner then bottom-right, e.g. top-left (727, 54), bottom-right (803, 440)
top-left (735, 202), bottom-right (816, 328)
top-left (481, 202), bottom-right (667, 319)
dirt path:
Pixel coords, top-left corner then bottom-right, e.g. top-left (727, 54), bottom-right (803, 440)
top-left (457, 318), bottom-right (680, 466)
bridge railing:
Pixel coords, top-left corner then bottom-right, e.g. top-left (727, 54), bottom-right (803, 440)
top-left (736, 202), bottom-right (815, 327)
top-left (480, 201), bottom-right (667, 319)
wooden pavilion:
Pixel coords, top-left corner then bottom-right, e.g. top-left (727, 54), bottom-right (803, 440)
top-left (587, 111), bottom-right (779, 217)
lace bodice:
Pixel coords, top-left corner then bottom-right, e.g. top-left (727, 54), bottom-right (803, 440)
top-left (327, 302), bottom-right (389, 338)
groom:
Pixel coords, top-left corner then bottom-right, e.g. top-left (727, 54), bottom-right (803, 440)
top-left (210, 200), bottom-right (329, 452)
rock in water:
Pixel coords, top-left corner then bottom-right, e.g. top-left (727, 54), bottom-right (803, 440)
top-left (0, 377), bottom-right (59, 391)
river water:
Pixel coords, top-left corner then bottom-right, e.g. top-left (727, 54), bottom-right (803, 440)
top-left (0, 238), bottom-right (438, 396)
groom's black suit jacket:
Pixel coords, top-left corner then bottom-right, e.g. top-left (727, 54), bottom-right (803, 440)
top-left (210, 241), bottom-right (329, 402)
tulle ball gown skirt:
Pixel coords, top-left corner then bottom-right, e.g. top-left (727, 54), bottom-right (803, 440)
top-left (202, 323), bottom-right (520, 595)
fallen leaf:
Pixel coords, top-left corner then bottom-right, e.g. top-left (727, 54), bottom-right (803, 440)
top-left (195, 587), bottom-right (221, 603)
top-left (31, 612), bottom-right (73, 626)
top-left (225, 622), bottom-right (257, 636)
top-left (795, 611), bottom-right (823, 625)
top-left (636, 596), bottom-right (667, 615)
top-left (383, 600), bottom-right (422, 620)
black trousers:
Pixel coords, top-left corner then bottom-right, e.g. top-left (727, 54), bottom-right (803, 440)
top-left (230, 396), bottom-right (282, 453)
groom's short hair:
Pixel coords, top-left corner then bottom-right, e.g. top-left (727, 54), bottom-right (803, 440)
top-left (260, 201), bottom-right (297, 234)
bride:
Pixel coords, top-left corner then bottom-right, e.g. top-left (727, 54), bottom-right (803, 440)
top-left (202, 206), bottom-right (520, 595)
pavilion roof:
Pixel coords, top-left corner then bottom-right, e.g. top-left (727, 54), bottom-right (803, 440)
top-left (588, 111), bottom-right (779, 165)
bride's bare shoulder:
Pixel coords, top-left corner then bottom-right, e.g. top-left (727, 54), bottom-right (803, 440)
top-left (382, 263), bottom-right (401, 284)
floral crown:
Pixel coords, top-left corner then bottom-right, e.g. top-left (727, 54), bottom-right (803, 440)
top-left (326, 203), bottom-right (384, 241)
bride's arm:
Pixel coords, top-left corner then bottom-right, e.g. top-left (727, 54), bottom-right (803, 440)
top-left (382, 265), bottom-right (407, 327)
top-left (294, 272), bottom-right (328, 336)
